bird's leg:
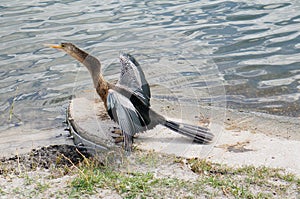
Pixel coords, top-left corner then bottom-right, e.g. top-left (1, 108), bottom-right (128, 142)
top-left (124, 132), bottom-right (133, 154)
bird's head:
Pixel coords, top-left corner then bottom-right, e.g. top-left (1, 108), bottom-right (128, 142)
top-left (46, 42), bottom-right (87, 63)
top-left (46, 42), bottom-right (102, 87)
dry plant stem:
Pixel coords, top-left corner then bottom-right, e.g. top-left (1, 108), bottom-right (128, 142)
top-left (8, 86), bottom-right (21, 122)
top-left (61, 154), bottom-right (88, 182)
top-left (75, 148), bottom-right (90, 167)
top-left (17, 151), bottom-right (21, 175)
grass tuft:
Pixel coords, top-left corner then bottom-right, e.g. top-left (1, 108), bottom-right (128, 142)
top-left (1, 146), bottom-right (298, 198)
top-left (68, 154), bottom-right (299, 198)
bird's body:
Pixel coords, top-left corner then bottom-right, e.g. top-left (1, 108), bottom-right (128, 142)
top-left (48, 43), bottom-right (213, 152)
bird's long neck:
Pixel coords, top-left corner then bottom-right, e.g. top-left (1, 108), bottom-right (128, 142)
top-left (96, 75), bottom-right (110, 109)
top-left (68, 46), bottom-right (106, 88)
top-left (68, 46), bottom-right (109, 106)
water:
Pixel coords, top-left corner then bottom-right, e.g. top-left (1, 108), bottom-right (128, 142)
top-left (0, 0), bottom-right (299, 135)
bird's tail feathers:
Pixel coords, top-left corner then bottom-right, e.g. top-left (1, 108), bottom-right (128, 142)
top-left (164, 120), bottom-right (213, 143)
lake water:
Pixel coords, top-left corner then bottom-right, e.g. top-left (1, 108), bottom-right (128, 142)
top-left (1, 0), bottom-right (299, 134)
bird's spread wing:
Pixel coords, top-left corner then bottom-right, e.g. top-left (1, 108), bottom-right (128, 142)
top-left (117, 53), bottom-right (151, 107)
top-left (107, 89), bottom-right (147, 136)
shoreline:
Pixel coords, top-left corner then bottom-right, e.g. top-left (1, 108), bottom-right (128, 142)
top-left (67, 94), bottom-right (300, 176)
top-left (0, 95), bottom-right (299, 198)
top-left (0, 94), bottom-right (299, 174)
top-left (224, 107), bottom-right (300, 141)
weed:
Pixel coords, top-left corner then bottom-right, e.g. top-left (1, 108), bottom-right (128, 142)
top-left (134, 150), bottom-right (160, 167)
top-left (0, 187), bottom-right (6, 195)
top-left (35, 182), bottom-right (50, 192)
top-left (23, 174), bottom-right (34, 186)
top-left (67, 154), bottom-right (299, 198)
top-left (1, 146), bottom-right (298, 198)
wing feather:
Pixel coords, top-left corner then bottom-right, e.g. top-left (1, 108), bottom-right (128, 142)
top-left (107, 90), bottom-right (147, 136)
top-left (117, 53), bottom-right (150, 107)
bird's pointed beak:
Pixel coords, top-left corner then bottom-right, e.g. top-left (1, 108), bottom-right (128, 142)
top-left (44, 43), bottom-right (63, 49)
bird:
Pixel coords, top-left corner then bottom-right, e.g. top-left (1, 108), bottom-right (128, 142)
top-left (47, 43), bottom-right (214, 153)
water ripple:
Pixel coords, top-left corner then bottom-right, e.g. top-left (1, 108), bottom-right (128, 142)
top-left (0, 0), bottom-right (299, 133)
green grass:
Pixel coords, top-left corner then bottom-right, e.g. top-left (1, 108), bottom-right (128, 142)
top-left (188, 158), bottom-right (299, 198)
top-left (134, 150), bottom-right (160, 167)
top-left (1, 147), bottom-right (298, 198)
top-left (67, 154), bottom-right (299, 198)
top-left (70, 159), bottom-right (157, 198)
top-left (35, 181), bottom-right (50, 193)
top-left (0, 187), bottom-right (5, 195)
top-left (23, 174), bottom-right (34, 186)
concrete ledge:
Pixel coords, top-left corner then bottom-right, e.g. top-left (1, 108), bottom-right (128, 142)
top-left (67, 92), bottom-right (300, 177)
top-left (1, 89), bottom-right (298, 177)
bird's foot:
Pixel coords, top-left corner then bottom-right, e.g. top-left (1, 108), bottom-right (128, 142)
top-left (111, 127), bottom-right (123, 135)
top-left (114, 136), bottom-right (124, 144)
top-left (110, 127), bottom-right (124, 144)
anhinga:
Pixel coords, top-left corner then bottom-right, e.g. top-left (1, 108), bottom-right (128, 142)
top-left (48, 43), bottom-right (213, 152)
